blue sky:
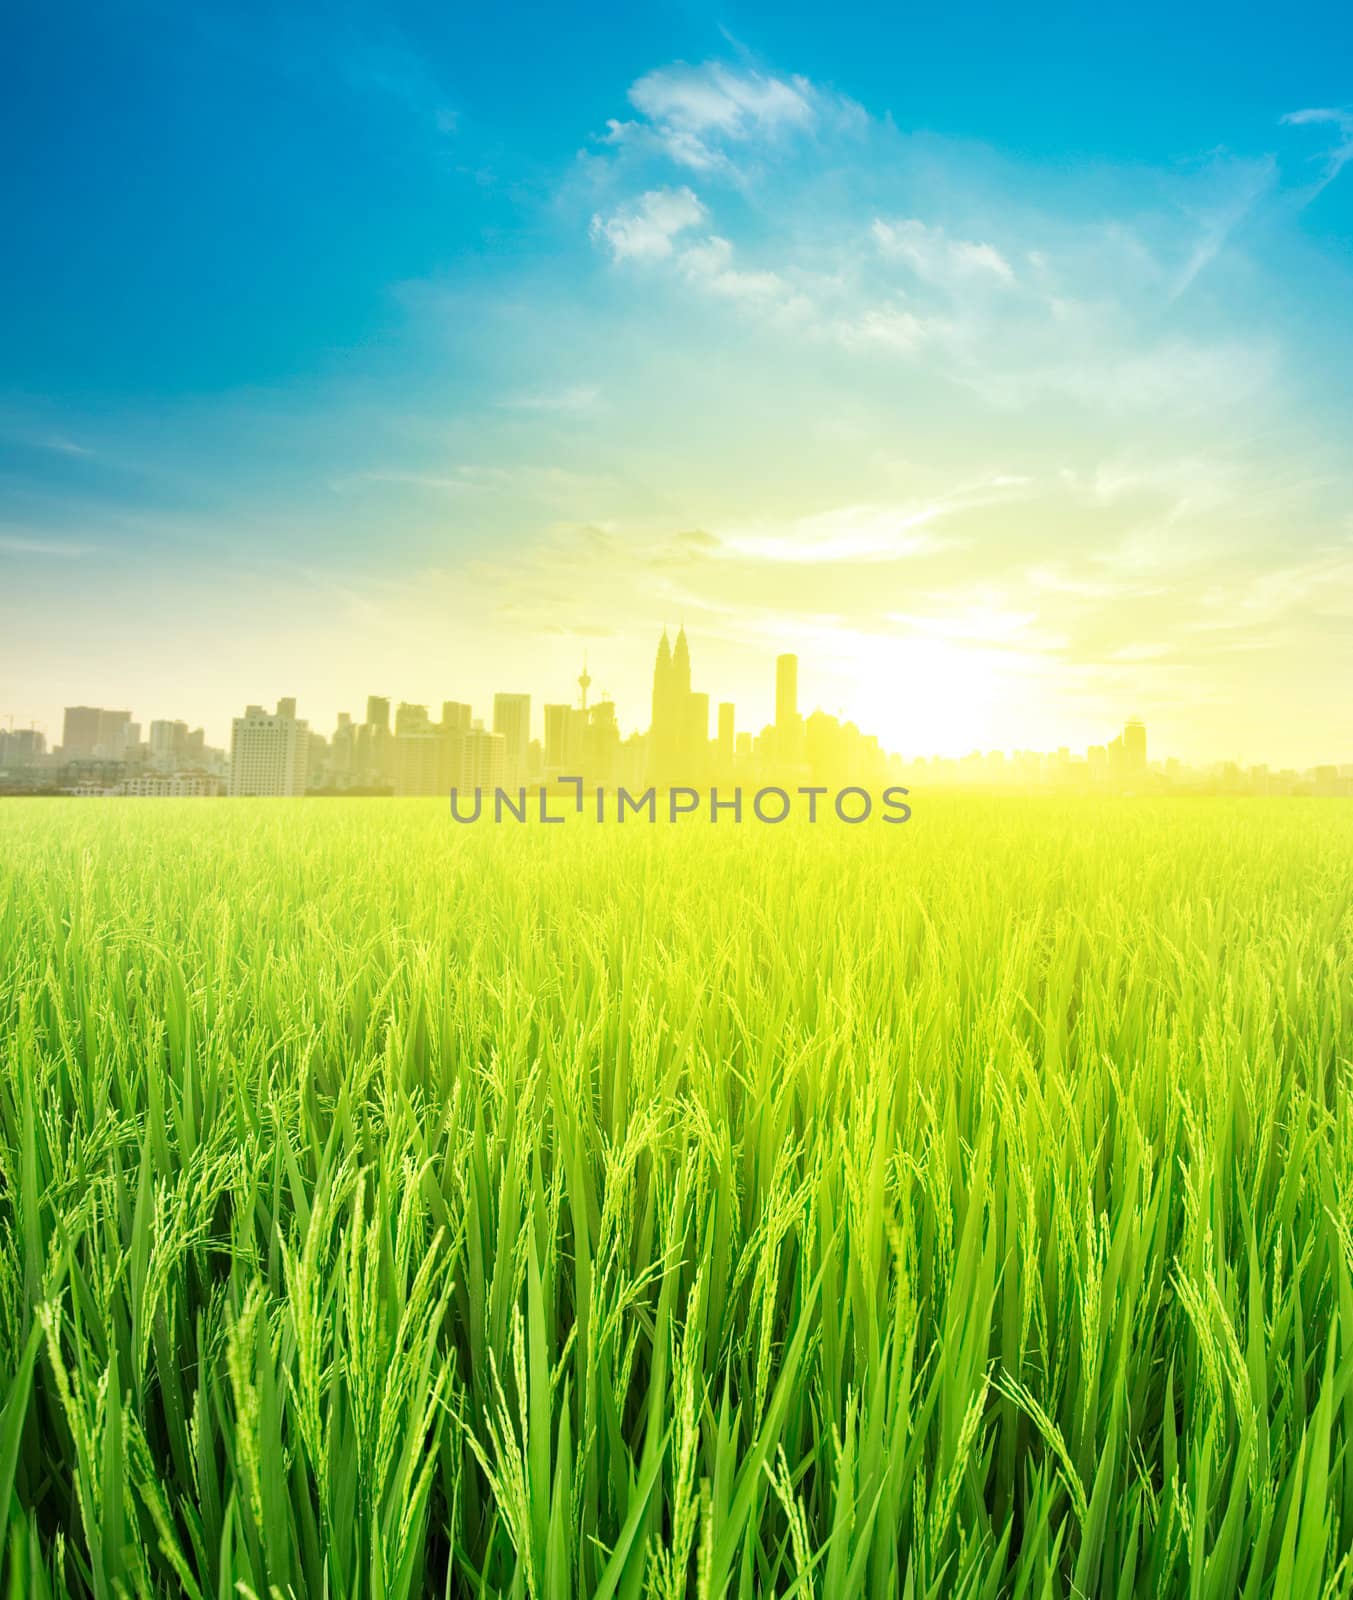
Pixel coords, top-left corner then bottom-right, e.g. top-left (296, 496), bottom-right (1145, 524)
top-left (3, 0), bottom-right (1352, 761)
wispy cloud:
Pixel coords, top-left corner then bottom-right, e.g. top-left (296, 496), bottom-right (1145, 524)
top-left (497, 384), bottom-right (600, 414)
top-left (1281, 107), bottom-right (1353, 199)
top-left (872, 218), bottom-right (1015, 286)
top-left (677, 235), bottom-right (810, 315)
top-left (600, 61), bottom-right (856, 177)
top-left (714, 502), bottom-right (959, 565)
top-left (37, 435), bottom-right (95, 458)
top-left (0, 531), bottom-right (93, 557)
top-left (581, 66), bottom-right (1284, 422)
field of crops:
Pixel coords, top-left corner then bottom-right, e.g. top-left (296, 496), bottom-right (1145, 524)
top-left (1, 797), bottom-right (1352, 1598)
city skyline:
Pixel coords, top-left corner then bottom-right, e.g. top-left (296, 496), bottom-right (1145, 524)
top-left (3, 615), bottom-right (1349, 774)
top-left (4, 3), bottom-right (1353, 768)
top-left (5, 622), bottom-right (1353, 798)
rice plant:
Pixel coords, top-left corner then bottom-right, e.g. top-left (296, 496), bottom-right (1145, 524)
top-left (1, 795), bottom-right (1352, 1597)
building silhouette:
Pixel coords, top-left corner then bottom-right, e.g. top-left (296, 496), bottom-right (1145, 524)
top-left (775, 654), bottom-right (802, 766)
top-left (35, 623), bottom-right (1353, 801)
top-left (717, 702), bottom-right (735, 774)
top-left (649, 626), bottom-right (707, 785)
top-left (493, 693), bottom-right (531, 785)
top-left (462, 724), bottom-right (506, 791)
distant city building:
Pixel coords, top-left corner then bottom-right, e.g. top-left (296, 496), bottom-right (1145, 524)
top-left (0, 727), bottom-right (47, 768)
top-left (148, 719), bottom-right (190, 769)
top-left (29, 652), bottom-right (1353, 802)
top-left (461, 725), bottom-right (506, 791)
top-left (493, 693), bottom-right (531, 785)
top-left (649, 626), bottom-right (707, 785)
top-left (585, 698), bottom-right (622, 787)
top-left (543, 703), bottom-right (571, 771)
top-left (776, 654), bottom-right (797, 725)
top-left (62, 706), bottom-right (133, 760)
top-left (228, 700), bottom-right (311, 796)
top-left (393, 728), bottom-right (459, 796)
top-left (717, 702), bottom-right (735, 771)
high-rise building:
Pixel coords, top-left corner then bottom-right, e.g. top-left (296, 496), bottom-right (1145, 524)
top-left (1108, 720), bottom-right (1147, 787)
top-left (441, 702), bottom-right (472, 734)
top-left (365, 696), bottom-right (391, 733)
top-left (672, 627), bottom-right (692, 700)
top-left (717, 702), bottom-right (735, 771)
top-left (776, 654), bottom-right (798, 728)
top-left (393, 728), bottom-right (459, 795)
top-left (395, 702), bottom-right (430, 735)
top-left (62, 706), bottom-right (132, 759)
top-left (775, 654), bottom-right (802, 766)
top-left (493, 694), bottom-right (531, 784)
top-left (0, 728), bottom-right (46, 768)
top-left (324, 713), bottom-right (355, 781)
top-left (228, 700), bottom-right (311, 796)
top-left (544, 704), bottom-right (570, 771)
top-left (649, 627), bottom-right (702, 785)
top-left (461, 725), bottom-right (506, 791)
top-left (61, 706), bottom-right (101, 757)
top-left (585, 699), bottom-right (621, 787)
top-left (149, 720), bottom-right (189, 768)
top-left (686, 691), bottom-right (710, 777)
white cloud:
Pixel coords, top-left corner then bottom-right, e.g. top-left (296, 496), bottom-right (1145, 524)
top-left (872, 218), bottom-right (1015, 285)
top-left (716, 503), bottom-right (952, 564)
top-left (600, 61), bottom-right (861, 176)
top-left (678, 235), bottom-right (806, 311)
top-left (836, 303), bottom-right (934, 354)
top-left (590, 186), bottom-right (707, 261)
top-left (630, 62), bottom-right (817, 139)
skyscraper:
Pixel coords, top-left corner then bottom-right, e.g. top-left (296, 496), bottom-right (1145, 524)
top-left (672, 626), bottom-right (692, 702)
top-left (62, 706), bottom-right (132, 759)
top-left (776, 655), bottom-right (798, 728)
top-left (365, 696), bottom-right (391, 733)
top-left (61, 706), bottom-right (101, 757)
top-left (686, 691), bottom-right (710, 777)
top-left (651, 632), bottom-right (672, 749)
top-left (649, 627), bottom-right (701, 785)
top-left (585, 698), bottom-right (621, 786)
top-left (461, 725), bottom-right (506, 791)
top-left (149, 720), bottom-right (189, 769)
top-left (392, 727), bottom-right (458, 795)
top-left (544, 704), bottom-right (571, 772)
top-left (775, 654), bottom-right (802, 766)
top-left (228, 700), bottom-right (311, 796)
top-left (717, 702), bottom-right (735, 772)
top-left (493, 693), bottom-right (531, 785)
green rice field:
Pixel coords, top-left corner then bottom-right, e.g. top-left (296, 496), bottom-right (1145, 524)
top-left (2, 796), bottom-right (1352, 1598)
